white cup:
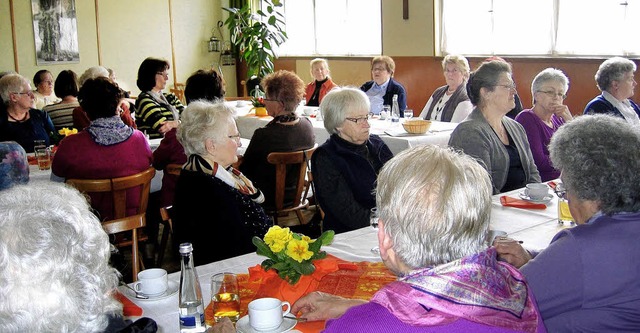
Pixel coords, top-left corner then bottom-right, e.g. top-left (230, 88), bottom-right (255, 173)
top-left (248, 298), bottom-right (291, 331)
top-left (525, 183), bottom-right (549, 200)
top-left (134, 268), bottom-right (168, 296)
top-left (303, 107), bottom-right (317, 116)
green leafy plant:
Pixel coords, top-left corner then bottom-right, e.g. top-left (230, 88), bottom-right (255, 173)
top-left (223, 0), bottom-right (288, 78)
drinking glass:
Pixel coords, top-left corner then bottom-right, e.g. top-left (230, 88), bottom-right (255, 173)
top-left (555, 182), bottom-right (575, 226)
top-left (370, 208), bottom-right (380, 254)
top-left (403, 109), bottom-right (414, 120)
top-left (34, 147), bottom-right (51, 171)
top-left (211, 273), bottom-right (240, 322)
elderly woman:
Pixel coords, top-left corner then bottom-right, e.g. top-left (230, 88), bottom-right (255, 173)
top-left (419, 54), bottom-right (473, 122)
top-left (516, 68), bottom-right (573, 182)
top-left (43, 69), bottom-right (79, 130)
top-left (294, 146), bottom-right (545, 332)
top-left (173, 101), bottom-right (271, 266)
top-left (449, 61), bottom-right (540, 194)
top-left (0, 183), bottom-right (157, 332)
top-left (305, 58), bottom-right (337, 107)
top-left (240, 70), bottom-right (315, 209)
top-left (360, 55), bottom-right (407, 115)
top-left (135, 57), bottom-right (185, 139)
top-left (32, 69), bottom-right (61, 109)
top-left (153, 69), bottom-right (226, 207)
top-left (313, 88), bottom-right (393, 234)
top-left (495, 115), bottom-right (640, 331)
top-left (52, 77), bottom-right (152, 221)
top-left (0, 73), bottom-right (55, 152)
top-left (584, 57), bottom-right (639, 125)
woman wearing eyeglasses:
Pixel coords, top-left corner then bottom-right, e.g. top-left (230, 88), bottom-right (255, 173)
top-left (449, 60), bottom-right (540, 194)
top-left (135, 57), bottom-right (184, 139)
top-left (240, 70), bottom-right (315, 210)
top-left (515, 68), bottom-right (573, 182)
top-left (418, 54), bottom-right (473, 122)
top-left (313, 87), bottom-right (393, 234)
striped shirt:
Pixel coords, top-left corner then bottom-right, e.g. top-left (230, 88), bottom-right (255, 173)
top-left (43, 100), bottom-right (80, 130)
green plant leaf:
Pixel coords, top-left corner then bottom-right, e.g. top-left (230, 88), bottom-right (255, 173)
top-left (253, 236), bottom-right (277, 260)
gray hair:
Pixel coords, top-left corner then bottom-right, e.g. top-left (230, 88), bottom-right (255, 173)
top-left (320, 87), bottom-right (370, 135)
top-left (0, 183), bottom-right (121, 333)
top-left (79, 66), bottom-right (110, 87)
top-left (466, 60), bottom-right (512, 108)
top-left (595, 57), bottom-right (637, 92)
top-left (376, 145), bottom-right (492, 269)
top-left (549, 114), bottom-right (640, 214)
top-left (177, 100), bottom-right (236, 156)
top-left (531, 68), bottom-right (569, 104)
top-left (0, 74), bottom-right (30, 106)
top-left (442, 54), bottom-right (470, 79)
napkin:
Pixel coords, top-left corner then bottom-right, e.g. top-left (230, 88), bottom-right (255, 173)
top-left (500, 196), bottom-right (547, 210)
top-left (114, 290), bottom-right (143, 317)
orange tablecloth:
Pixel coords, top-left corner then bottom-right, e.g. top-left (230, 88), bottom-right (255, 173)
top-left (205, 256), bottom-right (396, 332)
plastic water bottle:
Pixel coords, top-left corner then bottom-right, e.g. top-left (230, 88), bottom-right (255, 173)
top-left (391, 94), bottom-right (400, 122)
top-left (179, 243), bottom-right (206, 332)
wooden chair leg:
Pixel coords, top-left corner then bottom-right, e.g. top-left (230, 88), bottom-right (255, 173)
top-left (157, 221), bottom-right (170, 266)
top-left (295, 209), bottom-right (306, 225)
top-left (131, 229), bottom-right (140, 281)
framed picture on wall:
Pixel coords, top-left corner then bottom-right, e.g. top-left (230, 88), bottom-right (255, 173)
top-left (31, 0), bottom-right (80, 65)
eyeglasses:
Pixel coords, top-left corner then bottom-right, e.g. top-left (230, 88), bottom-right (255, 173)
top-left (495, 83), bottom-right (517, 91)
top-left (537, 90), bottom-right (567, 99)
top-left (227, 134), bottom-right (241, 142)
top-left (345, 114), bottom-right (371, 124)
top-left (156, 72), bottom-right (169, 78)
top-left (12, 91), bottom-right (34, 97)
top-left (554, 183), bottom-right (567, 200)
top-left (372, 67), bottom-right (387, 73)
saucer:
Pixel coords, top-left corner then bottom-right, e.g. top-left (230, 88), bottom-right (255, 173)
top-left (124, 281), bottom-right (179, 301)
top-left (519, 191), bottom-right (553, 204)
top-left (236, 315), bottom-right (296, 333)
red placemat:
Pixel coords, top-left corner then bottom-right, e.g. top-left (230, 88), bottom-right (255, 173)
top-left (114, 290), bottom-right (143, 317)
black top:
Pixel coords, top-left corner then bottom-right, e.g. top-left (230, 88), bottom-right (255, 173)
top-left (307, 78), bottom-right (328, 107)
top-left (502, 133), bottom-right (526, 192)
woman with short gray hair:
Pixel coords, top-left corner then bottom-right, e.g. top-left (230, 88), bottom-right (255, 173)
top-left (173, 101), bottom-right (270, 265)
top-left (496, 114), bottom-right (640, 331)
top-left (515, 68), bottom-right (573, 181)
top-left (312, 87), bottom-right (393, 234)
top-left (419, 54), bottom-right (473, 122)
top-left (584, 57), bottom-right (639, 125)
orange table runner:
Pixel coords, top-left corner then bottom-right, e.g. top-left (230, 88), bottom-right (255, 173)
top-left (205, 257), bottom-right (396, 332)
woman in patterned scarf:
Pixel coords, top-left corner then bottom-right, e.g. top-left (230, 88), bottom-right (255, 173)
top-left (173, 100), bottom-right (271, 266)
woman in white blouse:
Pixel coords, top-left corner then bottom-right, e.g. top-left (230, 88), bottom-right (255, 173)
top-left (419, 55), bottom-right (473, 123)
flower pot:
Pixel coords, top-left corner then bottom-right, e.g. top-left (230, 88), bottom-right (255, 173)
top-left (251, 107), bottom-right (268, 117)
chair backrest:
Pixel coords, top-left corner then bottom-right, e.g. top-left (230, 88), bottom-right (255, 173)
top-left (266, 145), bottom-right (317, 211)
top-left (66, 167), bottom-right (156, 219)
top-left (170, 82), bottom-right (186, 104)
top-left (165, 163), bottom-right (182, 176)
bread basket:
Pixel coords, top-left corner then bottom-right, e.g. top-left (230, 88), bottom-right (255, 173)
top-left (402, 119), bottom-right (431, 134)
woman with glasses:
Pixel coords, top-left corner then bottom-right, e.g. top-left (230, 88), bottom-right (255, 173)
top-left (135, 57), bottom-right (184, 139)
top-left (360, 56), bottom-right (407, 115)
top-left (495, 115), bottom-right (640, 331)
top-left (516, 68), bottom-right (573, 182)
top-left (32, 69), bottom-right (61, 109)
top-left (449, 60), bottom-right (540, 194)
top-left (418, 54), bottom-right (473, 122)
top-left (173, 101), bottom-right (271, 265)
top-left (312, 88), bottom-right (393, 234)
top-left (0, 74), bottom-right (55, 152)
top-left (584, 57), bottom-right (640, 126)
top-left (240, 70), bottom-right (315, 210)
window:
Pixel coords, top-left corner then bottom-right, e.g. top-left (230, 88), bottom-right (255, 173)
top-left (270, 0), bottom-right (382, 56)
top-left (439, 0), bottom-right (640, 57)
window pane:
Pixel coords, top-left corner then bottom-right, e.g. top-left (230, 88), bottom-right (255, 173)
top-left (493, 0), bottom-right (553, 55)
top-left (278, 0), bottom-right (315, 56)
top-left (624, 0), bottom-right (640, 55)
top-left (441, 0), bottom-right (493, 55)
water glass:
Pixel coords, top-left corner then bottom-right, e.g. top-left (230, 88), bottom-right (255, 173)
top-left (211, 273), bottom-right (240, 322)
top-left (370, 208), bottom-right (379, 254)
top-left (403, 109), bottom-right (414, 119)
top-left (34, 147), bottom-right (51, 170)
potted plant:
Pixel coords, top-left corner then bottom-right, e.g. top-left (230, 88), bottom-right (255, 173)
top-left (223, 0), bottom-right (288, 83)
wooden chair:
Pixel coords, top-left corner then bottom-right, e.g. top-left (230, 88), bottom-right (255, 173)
top-left (266, 145), bottom-right (317, 225)
top-left (170, 82), bottom-right (186, 104)
top-left (156, 163), bottom-right (181, 266)
top-left (66, 167), bottom-right (156, 281)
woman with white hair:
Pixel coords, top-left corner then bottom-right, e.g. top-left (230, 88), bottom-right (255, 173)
top-left (294, 145), bottom-right (545, 332)
top-left (0, 183), bottom-right (157, 332)
top-left (304, 58), bottom-right (337, 106)
top-left (419, 54), bottom-right (473, 122)
top-left (515, 68), bottom-right (573, 181)
top-left (173, 100), bottom-right (271, 266)
top-left (313, 87), bottom-right (393, 234)
top-left (584, 57), bottom-right (639, 125)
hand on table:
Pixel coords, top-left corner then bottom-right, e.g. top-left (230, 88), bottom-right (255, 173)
top-left (493, 238), bottom-right (532, 268)
top-left (206, 317), bottom-right (235, 333)
top-left (291, 291), bottom-right (367, 321)
top-left (158, 120), bottom-right (179, 135)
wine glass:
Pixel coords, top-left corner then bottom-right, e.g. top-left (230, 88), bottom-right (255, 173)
top-left (370, 207), bottom-right (380, 254)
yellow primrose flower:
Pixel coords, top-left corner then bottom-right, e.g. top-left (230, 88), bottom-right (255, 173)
top-left (58, 127), bottom-right (78, 136)
top-left (286, 238), bottom-right (313, 263)
top-left (301, 235), bottom-right (315, 243)
top-left (263, 226), bottom-right (292, 253)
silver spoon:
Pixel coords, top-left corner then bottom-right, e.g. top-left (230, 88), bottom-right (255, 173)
top-left (120, 282), bottom-right (149, 300)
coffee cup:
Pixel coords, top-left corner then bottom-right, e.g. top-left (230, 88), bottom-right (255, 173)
top-left (525, 183), bottom-right (549, 200)
top-left (134, 268), bottom-right (168, 297)
top-left (303, 107), bottom-right (317, 116)
top-left (248, 297), bottom-right (291, 331)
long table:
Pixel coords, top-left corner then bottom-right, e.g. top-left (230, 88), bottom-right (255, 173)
top-left (123, 186), bottom-right (573, 332)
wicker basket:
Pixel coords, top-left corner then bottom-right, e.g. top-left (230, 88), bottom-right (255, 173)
top-left (402, 119), bottom-right (431, 134)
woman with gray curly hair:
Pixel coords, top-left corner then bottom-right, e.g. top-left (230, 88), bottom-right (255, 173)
top-left (294, 145), bottom-right (545, 332)
top-left (0, 183), bottom-right (156, 332)
top-left (173, 100), bottom-right (271, 265)
top-left (496, 114), bottom-right (640, 331)
top-left (312, 87), bottom-right (393, 234)
top-left (584, 57), bottom-right (639, 125)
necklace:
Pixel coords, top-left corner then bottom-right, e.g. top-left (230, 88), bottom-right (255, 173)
top-left (7, 111), bottom-right (29, 123)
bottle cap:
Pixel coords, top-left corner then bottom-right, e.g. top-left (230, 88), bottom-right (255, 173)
top-left (179, 243), bottom-right (193, 255)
